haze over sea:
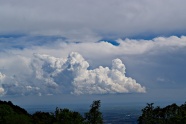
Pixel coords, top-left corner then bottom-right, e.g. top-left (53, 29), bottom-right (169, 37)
top-left (20, 101), bottom-right (183, 124)
top-left (21, 103), bottom-right (141, 124)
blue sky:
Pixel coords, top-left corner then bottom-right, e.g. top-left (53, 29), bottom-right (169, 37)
top-left (1, 0), bottom-right (186, 105)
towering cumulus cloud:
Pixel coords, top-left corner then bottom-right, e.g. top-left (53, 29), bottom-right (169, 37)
top-left (33, 52), bottom-right (146, 95)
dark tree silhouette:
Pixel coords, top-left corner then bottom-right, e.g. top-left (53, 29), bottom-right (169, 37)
top-left (54, 107), bottom-right (85, 124)
top-left (138, 102), bottom-right (186, 124)
top-left (32, 111), bottom-right (55, 124)
top-left (85, 100), bottom-right (103, 124)
top-left (0, 100), bottom-right (32, 124)
top-left (0, 100), bottom-right (103, 124)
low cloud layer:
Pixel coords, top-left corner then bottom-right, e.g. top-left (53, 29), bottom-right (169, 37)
top-left (1, 35), bottom-right (186, 97)
top-left (0, 52), bottom-right (146, 96)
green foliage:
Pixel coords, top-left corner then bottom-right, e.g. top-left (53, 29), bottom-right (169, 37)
top-left (85, 100), bottom-right (103, 124)
top-left (3, 114), bottom-right (32, 124)
top-left (0, 100), bottom-right (103, 124)
top-left (32, 111), bottom-right (55, 124)
top-left (54, 108), bottom-right (85, 124)
top-left (0, 100), bottom-right (32, 124)
top-left (138, 102), bottom-right (186, 124)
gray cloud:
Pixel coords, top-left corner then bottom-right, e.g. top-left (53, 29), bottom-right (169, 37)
top-left (0, 35), bottom-right (186, 97)
top-left (0, 0), bottom-right (186, 41)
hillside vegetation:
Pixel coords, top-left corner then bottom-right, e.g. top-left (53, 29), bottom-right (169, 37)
top-left (1, 100), bottom-right (186, 124)
top-left (138, 102), bottom-right (186, 124)
top-left (0, 100), bottom-right (103, 124)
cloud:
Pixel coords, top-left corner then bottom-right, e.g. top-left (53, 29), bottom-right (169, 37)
top-left (0, 88), bottom-right (4, 95)
top-left (116, 36), bottom-right (186, 55)
top-left (1, 35), bottom-right (186, 96)
top-left (1, 35), bottom-right (186, 70)
top-left (0, 72), bottom-right (6, 80)
top-left (73, 58), bottom-right (146, 94)
top-left (2, 35), bottom-right (186, 63)
top-left (0, 52), bottom-right (145, 96)
top-left (0, 72), bottom-right (6, 95)
top-left (157, 77), bottom-right (166, 82)
top-left (0, 0), bottom-right (186, 40)
top-left (32, 52), bottom-right (146, 95)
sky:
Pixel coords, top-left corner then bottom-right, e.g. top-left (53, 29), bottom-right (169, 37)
top-left (1, 0), bottom-right (186, 106)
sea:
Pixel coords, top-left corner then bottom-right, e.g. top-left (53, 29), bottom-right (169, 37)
top-left (22, 103), bottom-right (142, 124)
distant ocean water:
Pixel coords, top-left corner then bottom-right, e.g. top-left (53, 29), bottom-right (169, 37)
top-left (22, 104), bottom-right (141, 124)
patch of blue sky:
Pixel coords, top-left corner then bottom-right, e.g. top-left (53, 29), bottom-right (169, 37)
top-left (98, 39), bottom-right (120, 46)
top-left (0, 34), bottom-right (26, 39)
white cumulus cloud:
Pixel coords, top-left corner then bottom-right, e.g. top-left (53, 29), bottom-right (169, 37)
top-left (73, 58), bottom-right (146, 94)
top-left (32, 52), bottom-right (146, 95)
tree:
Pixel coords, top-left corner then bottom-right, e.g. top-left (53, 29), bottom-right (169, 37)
top-left (85, 100), bottom-right (103, 124)
top-left (54, 107), bottom-right (85, 124)
top-left (138, 103), bottom-right (155, 124)
top-left (32, 111), bottom-right (55, 124)
top-left (0, 100), bottom-right (32, 124)
top-left (0, 100), bottom-right (103, 124)
top-left (138, 102), bottom-right (186, 124)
